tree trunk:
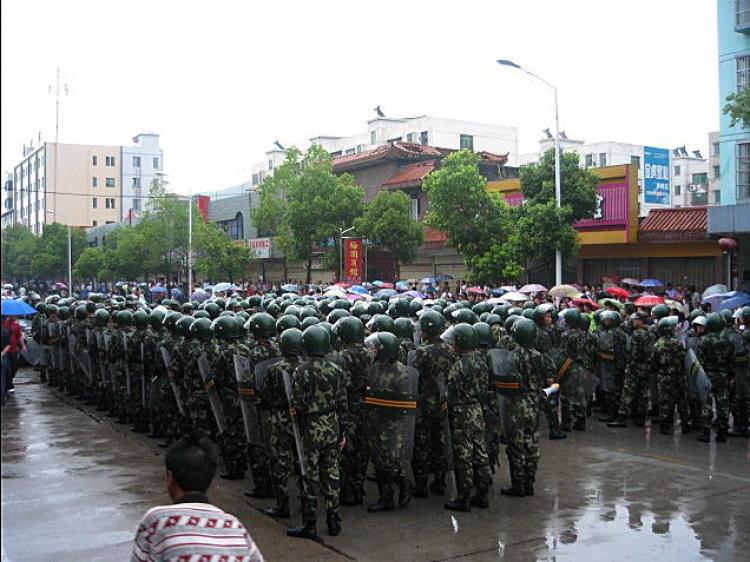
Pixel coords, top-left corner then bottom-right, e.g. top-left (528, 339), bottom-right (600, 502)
top-left (306, 255), bottom-right (312, 285)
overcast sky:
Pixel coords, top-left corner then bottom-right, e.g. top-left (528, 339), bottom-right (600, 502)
top-left (1, 0), bottom-right (718, 196)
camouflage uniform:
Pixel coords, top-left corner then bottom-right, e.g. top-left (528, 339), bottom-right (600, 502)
top-left (169, 334), bottom-right (195, 437)
top-left (476, 346), bottom-right (500, 471)
top-left (216, 338), bottom-right (251, 476)
top-left (446, 351), bottom-right (492, 502)
top-left (412, 339), bottom-right (453, 492)
top-left (653, 334), bottom-right (688, 430)
top-left (82, 316), bottom-right (98, 401)
top-left (144, 327), bottom-right (168, 436)
top-left (535, 325), bottom-right (564, 438)
top-left (155, 331), bottom-right (182, 442)
top-left (43, 315), bottom-right (61, 385)
top-left (292, 355), bottom-right (350, 526)
top-left (617, 326), bottom-right (653, 421)
top-left (697, 332), bottom-right (735, 433)
top-left (128, 327), bottom-right (150, 432)
top-left (109, 327), bottom-right (132, 422)
top-left (32, 312), bottom-right (47, 380)
top-left (724, 326), bottom-right (749, 435)
top-left (558, 327), bottom-right (586, 428)
top-left (183, 339), bottom-right (218, 439)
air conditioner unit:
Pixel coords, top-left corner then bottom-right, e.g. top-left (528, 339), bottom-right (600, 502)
top-left (688, 184), bottom-right (699, 192)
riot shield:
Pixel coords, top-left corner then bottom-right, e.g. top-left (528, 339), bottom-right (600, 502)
top-left (22, 338), bottom-right (41, 366)
top-left (364, 363), bottom-right (419, 465)
top-left (197, 354), bottom-right (226, 434)
top-left (685, 348), bottom-right (711, 403)
top-left (488, 348), bottom-right (518, 393)
top-left (597, 332), bottom-right (617, 393)
top-left (255, 357), bottom-right (281, 398)
top-left (406, 349), bottom-right (417, 367)
top-left (232, 354), bottom-right (264, 445)
top-left (85, 329), bottom-right (93, 348)
top-left (121, 333), bottom-right (131, 397)
top-left (282, 369), bottom-right (308, 478)
top-left (103, 332), bottom-right (112, 353)
top-left (68, 333), bottom-right (78, 373)
top-left (139, 342), bottom-right (147, 409)
top-left (159, 345), bottom-right (186, 416)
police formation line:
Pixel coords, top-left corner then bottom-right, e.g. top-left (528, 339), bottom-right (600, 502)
top-left (31, 294), bottom-right (750, 541)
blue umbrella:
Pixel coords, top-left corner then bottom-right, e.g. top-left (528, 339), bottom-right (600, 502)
top-left (375, 288), bottom-right (397, 298)
top-left (715, 292), bottom-right (750, 312)
top-left (150, 285), bottom-right (167, 294)
top-left (281, 284), bottom-right (300, 293)
top-left (639, 279), bottom-right (663, 288)
top-left (1, 298), bottom-right (37, 316)
top-left (348, 285), bottom-right (368, 295)
top-left (372, 280), bottom-right (385, 287)
top-left (435, 274), bottom-right (454, 283)
top-left (420, 277), bottom-right (436, 285)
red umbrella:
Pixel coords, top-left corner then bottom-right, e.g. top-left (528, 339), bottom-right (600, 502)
top-left (572, 297), bottom-right (600, 310)
top-left (379, 282), bottom-right (394, 289)
top-left (334, 282), bottom-right (352, 289)
top-left (467, 287), bottom-right (486, 295)
top-left (606, 287), bottom-right (630, 299)
top-left (634, 295), bottom-right (664, 307)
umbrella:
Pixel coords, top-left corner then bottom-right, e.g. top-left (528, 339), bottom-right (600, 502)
top-left (606, 287), bottom-right (630, 299)
top-left (549, 284), bottom-right (580, 299)
top-left (420, 277), bottom-right (436, 285)
top-left (190, 290), bottom-right (209, 303)
top-left (1, 298), bottom-right (37, 316)
top-left (633, 295), bottom-right (664, 307)
top-left (335, 282), bottom-right (352, 289)
top-left (150, 285), bottom-right (167, 294)
top-left (717, 293), bottom-right (750, 311)
top-left (281, 284), bottom-right (300, 293)
top-left (571, 297), bottom-right (599, 310)
top-left (395, 281), bottom-right (409, 291)
top-left (372, 280), bottom-right (385, 287)
top-left (171, 287), bottom-right (183, 297)
top-left (598, 298), bottom-right (624, 311)
top-left (346, 293), bottom-right (367, 302)
top-left (519, 283), bottom-right (547, 293)
top-left (405, 290), bottom-right (426, 299)
top-left (467, 287), bottom-right (485, 295)
top-left (379, 282), bottom-right (395, 289)
top-left (324, 287), bottom-right (348, 298)
top-left (489, 288), bottom-right (507, 297)
top-left (485, 297), bottom-right (506, 305)
top-left (375, 288), bottom-right (397, 298)
top-left (435, 274), bottom-right (453, 282)
top-left (621, 278), bottom-right (640, 286)
top-left (639, 279), bottom-right (664, 288)
top-left (701, 284), bottom-right (728, 299)
top-left (501, 291), bottom-right (529, 302)
top-left (212, 282), bottom-right (236, 293)
top-left (348, 285), bottom-right (368, 295)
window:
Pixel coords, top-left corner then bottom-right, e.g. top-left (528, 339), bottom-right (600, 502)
top-left (252, 173), bottom-right (260, 186)
top-left (356, 144), bottom-right (364, 153)
top-left (713, 190), bottom-right (721, 204)
top-left (675, 185), bottom-right (681, 196)
top-left (153, 157), bottom-right (159, 169)
top-left (132, 177), bottom-right (141, 188)
top-left (92, 197), bottom-right (98, 208)
top-left (92, 155), bottom-right (98, 166)
top-left (599, 153), bottom-right (607, 166)
top-left (92, 177), bottom-right (98, 187)
top-left (106, 221), bottom-right (114, 225)
top-left (106, 177), bottom-right (115, 187)
top-left (585, 154), bottom-right (593, 168)
top-left (692, 172), bottom-right (708, 185)
top-left (737, 0), bottom-right (750, 28)
top-left (370, 131), bottom-right (377, 145)
top-left (410, 196), bottom-right (420, 220)
top-left (737, 142), bottom-right (750, 199)
top-left (713, 165), bottom-right (721, 179)
top-left (406, 132), bottom-right (415, 143)
top-left (133, 156), bottom-right (141, 167)
top-left (713, 142), bottom-right (720, 156)
top-left (737, 55), bottom-right (750, 92)
top-left (217, 212), bottom-right (244, 240)
top-left (345, 148), bottom-right (355, 155)
top-left (105, 156), bottom-right (115, 166)
top-left (92, 220), bottom-right (98, 227)
top-left (459, 134), bottom-right (474, 151)
top-left (674, 165), bottom-right (681, 176)
top-left (268, 159), bottom-right (273, 171)
top-left (420, 131), bottom-right (428, 145)
top-left (630, 155), bottom-right (640, 169)
top-left (133, 198), bottom-right (141, 211)
top-left (105, 197), bottom-right (115, 209)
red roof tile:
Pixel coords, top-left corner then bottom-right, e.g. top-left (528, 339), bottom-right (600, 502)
top-left (639, 207), bottom-right (707, 241)
top-left (333, 142), bottom-right (448, 172)
top-left (381, 161), bottom-right (437, 189)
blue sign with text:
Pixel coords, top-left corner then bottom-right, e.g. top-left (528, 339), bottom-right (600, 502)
top-left (643, 146), bottom-right (670, 205)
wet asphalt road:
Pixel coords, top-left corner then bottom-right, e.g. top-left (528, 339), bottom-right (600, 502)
top-left (2, 368), bottom-right (749, 562)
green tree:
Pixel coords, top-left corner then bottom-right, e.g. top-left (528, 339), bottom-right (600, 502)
top-left (1, 225), bottom-right (36, 281)
top-left (73, 247), bottom-right (105, 282)
top-left (30, 223), bottom-right (88, 280)
top-left (354, 190), bottom-right (423, 280)
top-left (723, 86), bottom-right (750, 129)
top-left (193, 221), bottom-right (251, 282)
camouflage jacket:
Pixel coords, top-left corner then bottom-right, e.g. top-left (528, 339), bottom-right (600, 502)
top-left (697, 332), bottom-right (735, 376)
top-left (413, 339), bottom-right (454, 412)
top-left (628, 327), bottom-right (653, 370)
top-left (653, 335), bottom-right (686, 378)
top-left (261, 356), bottom-right (300, 411)
top-left (292, 355), bottom-right (351, 437)
top-left (446, 351), bottom-right (489, 407)
top-left (338, 343), bottom-right (373, 408)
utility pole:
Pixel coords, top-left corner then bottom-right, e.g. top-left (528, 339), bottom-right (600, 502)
top-left (49, 66), bottom-right (68, 226)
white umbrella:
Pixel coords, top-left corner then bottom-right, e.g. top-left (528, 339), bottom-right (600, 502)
top-left (501, 291), bottom-right (529, 302)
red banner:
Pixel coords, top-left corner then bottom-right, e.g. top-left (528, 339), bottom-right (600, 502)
top-left (344, 238), bottom-right (363, 284)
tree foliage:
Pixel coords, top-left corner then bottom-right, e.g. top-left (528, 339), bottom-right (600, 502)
top-left (2, 225), bottom-right (37, 280)
top-left (355, 190), bottom-right (423, 280)
top-left (723, 86), bottom-right (750, 129)
top-left (73, 247), bottom-right (105, 281)
top-left (193, 222), bottom-right (252, 283)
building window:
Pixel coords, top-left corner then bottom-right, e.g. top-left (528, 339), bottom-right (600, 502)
top-left (133, 198), bottom-right (141, 211)
top-left (420, 131), bottom-right (428, 145)
top-left (252, 173), bottom-right (260, 186)
top-left (153, 157), bottom-right (159, 169)
top-left (737, 142), bottom-right (750, 199)
top-left (92, 155), bottom-right (98, 166)
top-left (406, 133), bottom-right (415, 143)
top-left (459, 134), bottom-right (474, 151)
top-left (133, 156), bottom-right (141, 167)
top-left (585, 154), bottom-right (593, 168)
top-left (692, 172), bottom-right (708, 185)
top-left (674, 165), bottom-right (681, 176)
top-left (92, 197), bottom-right (98, 209)
top-left (712, 142), bottom-right (720, 156)
top-left (92, 177), bottom-right (98, 187)
top-left (106, 177), bottom-right (115, 187)
top-left (105, 197), bottom-right (115, 209)
top-left (345, 148), bottom-right (355, 155)
top-left (630, 155), bottom-right (640, 169)
top-left (713, 190), bottom-right (721, 204)
top-left (92, 220), bottom-right (98, 227)
top-left (737, 55), bottom-right (750, 92)
top-left (410, 196), bottom-right (420, 220)
top-left (217, 212), bottom-right (244, 240)
top-left (675, 185), bottom-right (681, 196)
top-left (737, 0), bottom-right (750, 28)
top-left (133, 177), bottom-right (141, 188)
top-left (599, 153), bottom-right (607, 166)
top-left (105, 156), bottom-right (116, 166)
top-left (713, 165), bottom-right (721, 179)
top-left (370, 131), bottom-right (377, 145)
top-left (356, 144), bottom-right (364, 153)
top-left (268, 159), bottom-right (273, 171)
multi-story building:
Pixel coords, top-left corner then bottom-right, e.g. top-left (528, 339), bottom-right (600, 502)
top-left (707, 0), bottom-right (750, 290)
top-left (1, 173), bottom-right (13, 229)
top-left (5, 134), bottom-right (163, 234)
top-left (670, 146), bottom-right (709, 207)
top-left (708, 131), bottom-right (722, 205)
top-left (248, 114), bottom-right (519, 189)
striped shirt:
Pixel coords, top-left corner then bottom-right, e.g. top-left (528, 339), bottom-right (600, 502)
top-left (130, 495), bottom-right (264, 562)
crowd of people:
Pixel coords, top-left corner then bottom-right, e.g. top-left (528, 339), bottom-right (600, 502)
top-left (4, 279), bottom-right (749, 543)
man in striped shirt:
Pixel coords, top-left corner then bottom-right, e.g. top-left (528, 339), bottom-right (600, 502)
top-left (131, 435), bottom-right (265, 562)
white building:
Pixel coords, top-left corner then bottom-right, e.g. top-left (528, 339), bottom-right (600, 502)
top-left (708, 131), bottom-right (722, 206)
top-left (120, 133), bottom-right (163, 219)
top-left (670, 146), bottom-right (708, 207)
top-left (249, 114), bottom-right (519, 188)
top-left (1, 173), bottom-right (13, 229)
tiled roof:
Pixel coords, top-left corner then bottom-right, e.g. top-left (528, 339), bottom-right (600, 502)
top-left (381, 161), bottom-right (437, 189)
top-left (639, 206), bottom-right (707, 241)
top-left (333, 142), bottom-right (448, 172)
top-left (423, 228), bottom-right (448, 249)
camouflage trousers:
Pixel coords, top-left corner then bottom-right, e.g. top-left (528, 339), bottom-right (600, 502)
top-left (657, 369), bottom-right (689, 425)
top-left (448, 403), bottom-right (491, 498)
top-left (560, 374), bottom-right (586, 423)
top-left (411, 403), bottom-right (448, 486)
top-left (618, 367), bottom-right (649, 417)
top-left (729, 362), bottom-right (749, 430)
top-left (341, 406), bottom-right (368, 495)
top-left (702, 371), bottom-right (730, 431)
top-left (481, 393), bottom-right (501, 470)
top-left (299, 412), bottom-right (341, 523)
top-left (367, 415), bottom-right (406, 485)
top-left (246, 408), bottom-right (271, 491)
top-left (218, 396), bottom-right (247, 474)
top-left (268, 409), bottom-right (297, 503)
top-left (184, 391), bottom-right (215, 439)
top-left (113, 361), bottom-right (130, 420)
top-left (505, 394), bottom-right (541, 477)
top-left (128, 366), bottom-right (150, 430)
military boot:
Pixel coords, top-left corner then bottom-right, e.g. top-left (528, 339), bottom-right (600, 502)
top-left (397, 476), bottom-right (411, 508)
top-left (696, 428), bottom-right (711, 443)
top-left (444, 477), bottom-right (471, 512)
top-left (607, 415), bottom-right (627, 428)
top-left (715, 427), bottom-right (728, 443)
top-left (573, 417), bottom-right (586, 431)
top-left (367, 479), bottom-right (395, 512)
top-left (597, 398), bottom-right (618, 423)
top-left (220, 462), bottom-right (245, 480)
top-left (548, 410), bottom-right (567, 440)
top-left (470, 487), bottom-right (489, 509)
top-left (326, 511), bottom-right (342, 536)
top-left (412, 478), bottom-right (429, 498)
top-left (263, 497), bottom-right (290, 519)
top-left (560, 405), bottom-right (572, 432)
top-left (727, 425), bottom-right (748, 437)
top-left (501, 460), bottom-right (526, 498)
top-left (287, 521), bottom-right (317, 540)
top-left (429, 474), bottom-right (446, 496)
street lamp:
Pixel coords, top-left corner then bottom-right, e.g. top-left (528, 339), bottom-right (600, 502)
top-left (497, 59), bottom-right (563, 286)
top-left (45, 209), bottom-right (72, 295)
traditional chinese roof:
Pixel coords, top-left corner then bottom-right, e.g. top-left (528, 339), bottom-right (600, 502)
top-left (423, 228), bottom-right (448, 249)
top-left (381, 161), bottom-right (437, 189)
top-left (639, 206), bottom-right (708, 241)
top-left (333, 142), bottom-right (448, 172)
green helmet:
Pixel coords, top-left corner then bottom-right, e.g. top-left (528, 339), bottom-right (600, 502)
top-left (484, 313), bottom-right (501, 326)
top-left (408, 299), bottom-right (423, 317)
top-left (370, 314), bottom-right (395, 333)
top-left (212, 315), bottom-right (238, 339)
top-left (600, 310), bottom-right (619, 327)
top-left (265, 302), bottom-right (281, 318)
top-left (220, 310), bottom-right (235, 317)
top-left (176, 315), bottom-right (196, 337)
top-left (367, 302), bottom-right (384, 316)
top-left (36, 302), bottom-right (47, 314)
top-left (522, 301), bottom-right (535, 310)
top-left (116, 310), bottom-right (133, 327)
top-left (719, 308), bottom-right (734, 326)
top-left (133, 310), bottom-right (149, 329)
top-left (95, 309), bottom-right (110, 326)
top-left (46, 304), bottom-right (59, 316)
top-left (85, 301), bottom-right (97, 314)
top-left (512, 318), bottom-right (536, 347)
top-left (333, 316), bottom-right (365, 345)
top-left (214, 297), bottom-right (226, 310)
top-left (277, 314), bottom-right (302, 334)
top-left (327, 309), bottom-right (350, 325)
top-left (689, 309), bottom-right (705, 321)
top-left (246, 312), bottom-right (276, 339)
top-left (300, 306), bottom-right (318, 320)
top-left (204, 302), bottom-right (221, 319)
top-left (493, 304), bottom-right (510, 319)
top-left (578, 313), bottom-right (591, 331)
top-left (284, 304), bottom-right (302, 318)
top-left (452, 323), bottom-right (477, 350)
top-left (190, 317), bottom-right (213, 339)
top-left (193, 310), bottom-right (210, 320)
top-left (57, 306), bottom-right (71, 320)
top-left (163, 311), bottom-right (183, 332)
top-left (473, 322), bottom-right (493, 348)
top-left (365, 331), bottom-right (400, 361)
top-left (332, 298), bottom-right (351, 311)
top-left (74, 305), bottom-right (87, 320)
top-left (181, 303), bottom-right (194, 314)
top-left (301, 316), bottom-right (320, 330)
top-left (302, 325), bottom-right (330, 356)
top-left (419, 310), bottom-right (445, 338)
top-left (742, 306), bottom-right (750, 321)
top-left (521, 309), bottom-right (534, 320)
top-left (149, 309), bottom-right (166, 330)
top-left (652, 304), bottom-right (669, 320)
top-left (507, 307), bottom-right (523, 318)
top-left (280, 328), bottom-right (303, 356)
top-left (393, 317), bottom-right (414, 340)
top-left (505, 314), bottom-right (521, 332)
top-left (452, 308), bottom-right (477, 325)
top-left (532, 304), bottom-right (554, 326)
top-left (705, 312), bottom-right (724, 333)
top-left (317, 321), bottom-right (337, 347)
top-left (691, 315), bottom-right (708, 328)
top-left (392, 299), bottom-right (410, 319)
top-left (657, 316), bottom-right (679, 337)
top-left (472, 302), bottom-right (492, 316)
top-left (235, 316), bottom-right (248, 337)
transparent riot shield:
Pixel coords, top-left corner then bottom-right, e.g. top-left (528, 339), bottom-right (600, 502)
top-left (68, 333), bottom-right (78, 372)
top-left (488, 348), bottom-right (518, 393)
top-left (22, 338), bottom-right (41, 366)
top-left (406, 349), bottom-right (417, 368)
top-left (122, 333), bottom-right (131, 397)
top-left (159, 345), bottom-right (186, 416)
top-left (232, 354), bottom-right (264, 445)
top-left (139, 342), bottom-right (147, 409)
top-left (282, 370), bottom-right (308, 478)
top-left (685, 348), bottom-right (711, 403)
top-left (597, 332), bottom-right (617, 393)
top-left (197, 354), bottom-right (226, 434)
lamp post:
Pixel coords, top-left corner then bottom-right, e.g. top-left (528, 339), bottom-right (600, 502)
top-left (497, 59), bottom-right (562, 286)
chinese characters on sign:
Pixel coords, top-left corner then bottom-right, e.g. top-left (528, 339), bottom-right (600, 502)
top-left (344, 238), bottom-right (363, 284)
top-left (249, 237), bottom-right (271, 259)
top-left (643, 146), bottom-right (670, 205)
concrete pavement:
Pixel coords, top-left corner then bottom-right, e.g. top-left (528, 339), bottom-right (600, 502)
top-left (2, 368), bottom-right (749, 561)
